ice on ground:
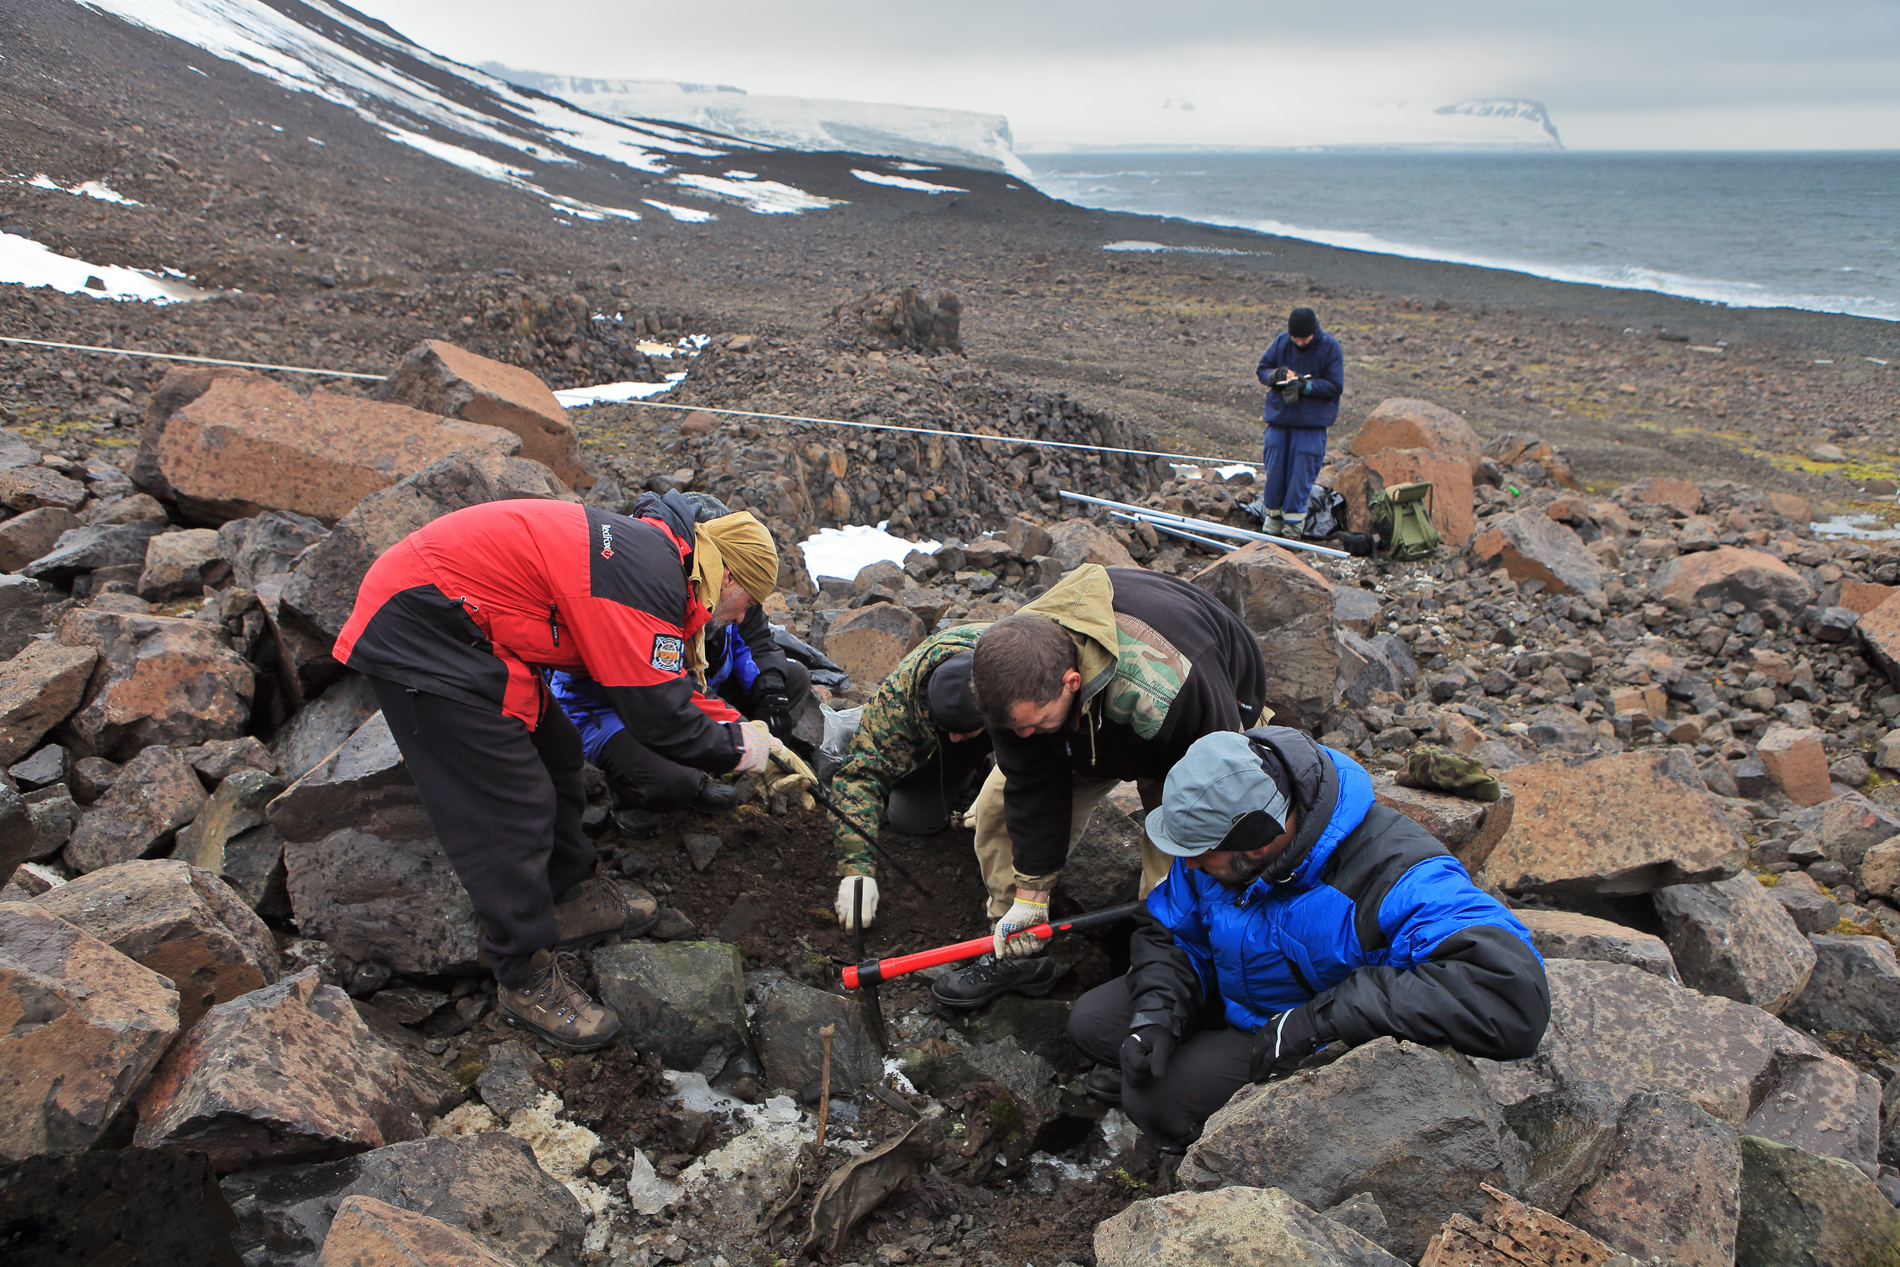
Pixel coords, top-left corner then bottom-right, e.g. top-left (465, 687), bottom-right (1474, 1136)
top-left (670, 173), bottom-right (840, 215)
top-left (852, 169), bottom-right (966, 194)
top-left (1103, 239), bottom-right (1272, 257)
top-left (554, 373), bottom-right (687, 407)
top-left (643, 199), bottom-right (716, 223)
top-left (663, 1070), bottom-right (802, 1128)
top-left (1171, 462), bottom-right (1262, 480)
top-left (625, 1149), bottom-right (683, 1215)
top-left (801, 524), bottom-right (941, 581)
top-left (883, 1057), bottom-right (918, 1096)
top-left (24, 174), bottom-right (142, 205)
top-left (0, 232), bottom-right (212, 303)
top-left (1812, 514), bottom-right (1900, 540)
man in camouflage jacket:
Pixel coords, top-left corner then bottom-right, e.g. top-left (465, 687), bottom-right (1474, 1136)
top-left (828, 624), bottom-right (992, 930)
top-left (936, 563), bottom-right (1270, 1008)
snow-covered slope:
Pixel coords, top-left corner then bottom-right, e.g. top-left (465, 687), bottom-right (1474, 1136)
top-left (481, 67), bottom-right (1032, 180)
top-left (73, 0), bottom-right (845, 217)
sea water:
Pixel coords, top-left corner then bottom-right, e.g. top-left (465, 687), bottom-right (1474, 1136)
top-left (1024, 151), bottom-right (1900, 323)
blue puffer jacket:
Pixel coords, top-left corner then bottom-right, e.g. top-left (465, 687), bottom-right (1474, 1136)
top-left (1131, 727), bottom-right (1548, 1059)
top-left (1256, 329), bottom-right (1345, 430)
top-left (550, 625), bottom-right (758, 765)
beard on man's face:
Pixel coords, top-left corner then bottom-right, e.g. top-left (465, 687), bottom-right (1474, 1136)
top-left (1205, 848), bottom-right (1275, 889)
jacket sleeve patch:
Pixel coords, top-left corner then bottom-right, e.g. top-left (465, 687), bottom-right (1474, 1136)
top-left (651, 634), bottom-right (686, 673)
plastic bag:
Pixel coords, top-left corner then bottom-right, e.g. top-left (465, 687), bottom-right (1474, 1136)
top-left (815, 703), bottom-right (864, 784)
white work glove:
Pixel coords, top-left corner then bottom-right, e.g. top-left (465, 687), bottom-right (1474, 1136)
top-left (837, 875), bottom-right (879, 931)
top-left (992, 895), bottom-right (1050, 959)
top-left (734, 720), bottom-right (773, 774)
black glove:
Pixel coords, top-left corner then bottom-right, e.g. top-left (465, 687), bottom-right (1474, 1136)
top-left (1250, 1005), bottom-right (1322, 1083)
top-left (1119, 1013), bottom-right (1177, 1088)
top-left (751, 671), bottom-right (792, 740)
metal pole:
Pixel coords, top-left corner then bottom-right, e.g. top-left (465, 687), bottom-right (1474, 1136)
top-left (1060, 490), bottom-right (1352, 560)
top-left (1111, 511), bottom-right (1233, 553)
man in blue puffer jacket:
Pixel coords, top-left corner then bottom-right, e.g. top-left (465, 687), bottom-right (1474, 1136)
top-left (1067, 725), bottom-right (1548, 1154)
top-left (1251, 307), bottom-right (1344, 540)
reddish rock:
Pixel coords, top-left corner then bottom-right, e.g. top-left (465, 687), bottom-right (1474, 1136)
top-left (1046, 519), bottom-right (1137, 569)
top-left (1472, 511), bottom-right (1602, 596)
top-left (134, 969), bottom-right (447, 1172)
top-left (374, 339), bottom-right (587, 489)
top-left (1766, 491), bottom-right (1813, 521)
top-left (822, 603), bottom-right (926, 685)
top-left (138, 527), bottom-right (225, 600)
top-left (0, 640), bottom-right (98, 765)
top-left (1486, 750), bottom-right (1743, 897)
top-left (65, 746), bottom-right (208, 874)
top-left (1371, 774), bottom-right (1514, 876)
top-left (1565, 1091), bottom-right (1741, 1267)
top-left (1513, 908), bottom-right (1680, 982)
top-left (1350, 398), bottom-right (1483, 472)
top-left (0, 506), bottom-right (80, 572)
top-left (1756, 724), bottom-right (1833, 807)
top-left (1649, 546), bottom-right (1817, 611)
top-left (155, 375), bottom-right (522, 525)
top-left (1418, 1184), bottom-right (1623, 1267)
top-left (34, 859), bottom-right (279, 1032)
top-left (1636, 477), bottom-right (1705, 517)
top-left (280, 449), bottom-right (572, 641)
top-left (1192, 541), bottom-right (1335, 732)
top-left (0, 465), bottom-right (88, 513)
top-left (1336, 450), bottom-right (1476, 547)
top-left (1839, 580), bottom-right (1895, 617)
top-left (0, 904), bottom-right (180, 1160)
top-left (57, 608), bottom-right (255, 759)
top-left (317, 1195), bottom-right (515, 1267)
top-left (1858, 593), bottom-right (1900, 688)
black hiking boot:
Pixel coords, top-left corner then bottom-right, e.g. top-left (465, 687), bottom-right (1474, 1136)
top-left (690, 775), bottom-right (740, 814)
top-left (931, 952), bottom-right (1058, 1010)
top-left (1084, 1065), bottom-right (1123, 1105)
top-left (613, 806), bottom-right (662, 838)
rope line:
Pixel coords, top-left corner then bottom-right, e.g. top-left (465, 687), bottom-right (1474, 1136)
top-left (0, 332), bottom-right (1264, 468)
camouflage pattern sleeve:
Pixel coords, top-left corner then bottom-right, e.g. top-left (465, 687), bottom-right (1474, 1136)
top-left (829, 625), bottom-right (987, 877)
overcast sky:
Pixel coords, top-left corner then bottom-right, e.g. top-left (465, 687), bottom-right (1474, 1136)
top-left (365, 0), bottom-right (1900, 150)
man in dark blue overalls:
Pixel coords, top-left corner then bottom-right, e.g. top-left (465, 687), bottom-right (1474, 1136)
top-left (1251, 307), bottom-right (1344, 539)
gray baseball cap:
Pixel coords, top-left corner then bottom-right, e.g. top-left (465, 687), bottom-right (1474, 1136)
top-left (1146, 731), bottom-right (1292, 858)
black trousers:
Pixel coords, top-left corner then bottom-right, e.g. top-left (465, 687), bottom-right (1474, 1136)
top-left (1068, 975), bottom-right (1258, 1153)
top-left (594, 661), bottom-right (814, 811)
top-left (886, 740), bottom-right (992, 836)
top-left (370, 677), bottom-right (598, 986)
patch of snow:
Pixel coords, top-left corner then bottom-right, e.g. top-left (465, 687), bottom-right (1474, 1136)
top-left (1103, 240), bottom-right (1272, 258)
top-left (22, 174), bottom-right (142, 205)
top-left (852, 169), bottom-right (966, 194)
top-left (662, 1071), bottom-right (804, 1130)
top-left (1812, 514), bottom-right (1900, 540)
top-left (643, 199), bottom-right (716, 223)
top-left (882, 1061), bottom-right (917, 1099)
top-left (670, 173), bottom-right (840, 215)
top-left (554, 372), bottom-right (687, 407)
top-left (800, 524), bottom-right (940, 581)
top-left (382, 126), bottom-right (532, 181)
top-left (890, 161), bottom-right (939, 172)
top-left (0, 231), bottom-right (211, 303)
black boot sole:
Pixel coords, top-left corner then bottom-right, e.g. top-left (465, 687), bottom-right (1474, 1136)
top-left (499, 1006), bottom-right (622, 1052)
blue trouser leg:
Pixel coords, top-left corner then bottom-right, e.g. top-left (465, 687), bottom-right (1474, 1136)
top-left (1273, 427), bottom-right (1328, 516)
top-left (1259, 426), bottom-right (1293, 511)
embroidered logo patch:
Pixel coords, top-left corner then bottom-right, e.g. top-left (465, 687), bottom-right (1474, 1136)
top-left (599, 523), bottom-right (615, 560)
top-left (650, 634), bottom-right (685, 673)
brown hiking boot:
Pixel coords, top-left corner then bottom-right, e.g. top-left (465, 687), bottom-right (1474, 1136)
top-left (554, 868), bottom-right (657, 950)
top-left (497, 950), bottom-right (621, 1051)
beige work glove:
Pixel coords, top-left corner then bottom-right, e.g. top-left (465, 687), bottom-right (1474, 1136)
top-left (837, 875), bottom-right (879, 931)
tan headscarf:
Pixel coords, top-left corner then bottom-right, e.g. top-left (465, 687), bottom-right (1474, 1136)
top-left (684, 511), bottom-right (780, 680)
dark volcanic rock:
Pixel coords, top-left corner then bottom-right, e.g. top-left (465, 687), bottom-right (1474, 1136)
top-left (0, 1147), bottom-right (244, 1267)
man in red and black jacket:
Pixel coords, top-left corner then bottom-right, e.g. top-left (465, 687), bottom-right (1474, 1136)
top-left (334, 493), bottom-right (783, 1050)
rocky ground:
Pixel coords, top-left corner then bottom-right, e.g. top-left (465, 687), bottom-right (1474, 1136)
top-left (7, 0), bottom-right (1900, 1263)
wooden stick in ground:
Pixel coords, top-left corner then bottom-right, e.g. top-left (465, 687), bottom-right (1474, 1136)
top-left (815, 1023), bottom-right (837, 1149)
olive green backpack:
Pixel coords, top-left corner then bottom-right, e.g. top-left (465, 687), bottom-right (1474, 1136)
top-left (1366, 481), bottom-right (1441, 562)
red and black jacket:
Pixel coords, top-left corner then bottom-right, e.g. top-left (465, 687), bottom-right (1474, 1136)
top-left (333, 497), bottom-right (743, 772)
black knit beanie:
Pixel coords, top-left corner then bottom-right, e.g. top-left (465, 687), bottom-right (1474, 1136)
top-left (1288, 308), bottom-right (1319, 338)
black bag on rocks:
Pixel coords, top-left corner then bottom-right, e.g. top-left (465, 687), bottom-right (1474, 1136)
top-left (1302, 486), bottom-right (1348, 539)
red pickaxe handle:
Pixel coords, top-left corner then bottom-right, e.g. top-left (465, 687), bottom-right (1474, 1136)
top-left (841, 902), bottom-right (1142, 989)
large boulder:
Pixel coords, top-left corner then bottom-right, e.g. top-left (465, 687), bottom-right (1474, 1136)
top-left (374, 340), bottom-right (587, 489)
top-left (1335, 629), bottom-right (1420, 708)
top-left (1783, 935), bottom-right (1900, 1045)
top-left (1512, 909), bottom-right (1679, 982)
top-left (137, 527), bottom-right (224, 601)
top-left (1183, 1038), bottom-right (1530, 1260)
top-left (1350, 398), bottom-right (1483, 472)
top-left (1516, 960), bottom-right (1879, 1172)
top-left (56, 608), bottom-right (254, 759)
top-left (0, 904), bottom-right (180, 1160)
top-left (1486, 750), bottom-right (1743, 897)
top-left (1370, 772), bottom-right (1514, 876)
top-left (1500, 1078), bottom-right (1623, 1215)
top-left (267, 711), bottom-right (429, 844)
top-left (0, 1148), bottom-right (244, 1266)
top-left (134, 970), bottom-right (448, 1172)
top-left (0, 573), bottom-right (49, 659)
top-left (1192, 541), bottom-right (1337, 732)
top-left (0, 506), bottom-right (80, 573)
top-left (1653, 874), bottom-right (1816, 1014)
top-left (21, 520), bottom-right (168, 586)
top-left (0, 640), bottom-right (97, 766)
top-left (153, 374), bottom-right (522, 525)
top-left (1045, 519), bottom-right (1137, 569)
top-left (1791, 791), bottom-right (1900, 871)
top-left (1095, 1186), bottom-right (1406, 1267)
top-left (821, 603), bottom-right (925, 685)
top-left (215, 509), bottom-right (329, 590)
top-left (593, 941), bottom-right (748, 1071)
top-left (222, 1130), bottom-right (585, 1266)
top-left (64, 745), bottom-right (207, 874)
top-left (269, 672), bottom-right (380, 782)
top-left (1735, 1134), bottom-right (1900, 1267)
top-left (1334, 450), bottom-right (1476, 547)
top-left (1472, 511), bottom-right (1603, 596)
top-left (317, 1194), bottom-right (514, 1266)
top-left (756, 978), bottom-right (883, 1095)
top-left (173, 767), bottom-right (290, 912)
top-left (284, 827), bottom-right (478, 975)
top-left (1650, 546), bottom-right (1817, 611)
top-left (1565, 1090), bottom-right (1742, 1267)
top-left (279, 449), bottom-right (571, 641)
top-left (32, 859), bottom-right (279, 1032)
